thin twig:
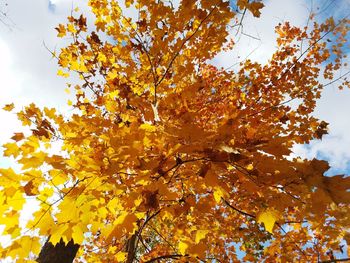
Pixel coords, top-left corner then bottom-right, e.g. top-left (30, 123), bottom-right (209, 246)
top-left (144, 254), bottom-right (183, 263)
top-left (154, 5), bottom-right (218, 94)
top-left (223, 198), bottom-right (255, 218)
top-left (320, 258), bottom-right (350, 263)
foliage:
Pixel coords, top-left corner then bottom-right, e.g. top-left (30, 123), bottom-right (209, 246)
top-left (1, 0), bottom-right (350, 262)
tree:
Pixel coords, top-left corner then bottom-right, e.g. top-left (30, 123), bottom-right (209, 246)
top-left (1, 0), bottom-right (350, 262)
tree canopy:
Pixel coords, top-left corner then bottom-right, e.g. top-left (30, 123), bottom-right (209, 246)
top-left (1, 0), bottom-right (350, 262)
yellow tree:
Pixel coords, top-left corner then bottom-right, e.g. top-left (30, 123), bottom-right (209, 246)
top-left (1, 0), bottom-right (350, 262)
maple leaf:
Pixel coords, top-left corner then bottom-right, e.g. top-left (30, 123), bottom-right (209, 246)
top-left (257, 209), bottom-right (280, 233)
top-left (55, 24), bottom-right (66, 38)
top-left (248, 2), bottom-right (264, 18)
top-left (195, 230), bottom-right (209, 244)
top-left (178, 240), bottom-right (189, 255)
top-left (2, 103), bottom-right (14, 111)
top-left (23, 180), bottom-right (36, 196)
top-left (2, 142), bottom-right (20, 158)
top-left (11, 133), bottom-right (25, 142)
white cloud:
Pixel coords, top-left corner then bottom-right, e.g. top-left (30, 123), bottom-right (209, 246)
top-left (49, 0), bottom-right (63, 4)
top-left (292, 73), bottom-right (350, 172)
top-left (0, 0), bottom-right (88, 147)
top-left (0, 39), bottom-right (28, 143)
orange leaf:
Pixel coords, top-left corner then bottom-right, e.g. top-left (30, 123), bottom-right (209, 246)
top-left (23, 180), bottom-right (36, 196)
top-left (3, 103), bottom-right (14, 111)
top-left (11, 133), bottom-right (25, 142)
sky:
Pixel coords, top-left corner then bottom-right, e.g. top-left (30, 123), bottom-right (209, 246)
top-left (0, 0), bottom-right (349, 259)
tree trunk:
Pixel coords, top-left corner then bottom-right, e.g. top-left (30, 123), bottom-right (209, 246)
top-left (37, 239), bottom-right (80, 263)
top-left (126, 233), bottom-right (137, 263)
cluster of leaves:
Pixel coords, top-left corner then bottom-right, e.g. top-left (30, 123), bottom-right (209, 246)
top-left (1, 0), bottom-right (350, 262)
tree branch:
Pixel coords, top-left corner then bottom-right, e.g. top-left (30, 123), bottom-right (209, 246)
top-left (155, 5), bottom-right (217, 91)
top-left (126, 232), bottom-right (138, 263)
top-left (320, 258), bottom-right (350, 263)
top-left (144, 254), bottom-right (183, 263)
top-left (223, 198), bottom-right (255, 218)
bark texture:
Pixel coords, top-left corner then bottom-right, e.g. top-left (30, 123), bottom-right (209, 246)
top-left (126, 233), bottom-right (137, 263)
top-left (37, 239), bottom-right (80, 263)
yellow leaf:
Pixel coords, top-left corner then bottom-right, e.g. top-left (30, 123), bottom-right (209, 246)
top-left (50, 224), bottom-right (69, 245)
top-left (0, 168), bottom-right (22, 183)
top-left (98, 52), bottom-right (107, 63)
top-left (246, 164), bottom-right (254, 171)
top-left (6, 241), bottom-right (21, 258)
top-left (257, 209), bottom-right (280, 233)
top-left (178, 240), bottom-right (189, 255)
top-left (67, 23), bottom-right (77, 33)
top-left (3, 142), bottom-right (20, 158)
top-left (213, 187), bottom-right (225, 203)
top-left (38, 187), bottom-right (54, 201)
top-left (31, 210), bottom-right (55, 235)
top-left (109, 90), bottom-right (120, 99)
top-left (50, 170), bottom-right (67, 185)
top-left (72, 224), bottom-right (85, 244)
top-left (140, 123), bottom-right (156, 132)
top-left (195, 230), bottom-right (209, 244)
top-left (116, 251), bottom-right (127, 262)
top-left (70, 60), bottom-right (80, 71)
top-left (19, 151), bottom-right (46, 170)
top-left (57, 69), bottom-right (69, 78)
top-left (125, 0), bottom-right (133, 8)
top-left (56, 197), bottom-right (79, 223)
top-left (0, 210), bottom-right (20, 232)
top-left (107, 68), bottom-right (118, 80)
top-left (3, 103), bottom-right (15, 111)
top-left (20, 236), bottom-right (41, 256)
